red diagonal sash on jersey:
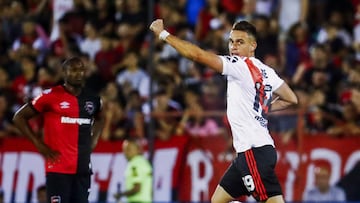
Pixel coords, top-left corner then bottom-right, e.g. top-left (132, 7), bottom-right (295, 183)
top-left (244, 58), bottom-right (269, 115)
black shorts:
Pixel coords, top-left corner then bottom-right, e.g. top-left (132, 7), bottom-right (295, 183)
top-left (219, 145), bottom-right (282, 201)
top-left (46, 172), bottom-right (91, 203)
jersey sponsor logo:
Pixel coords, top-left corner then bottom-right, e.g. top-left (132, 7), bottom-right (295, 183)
top-left (60, 116), bottom-right (91, 125)
top-left (254, 115), bottom-right (268, 128)
top-left (60, 101), bottom-right (70, 109)
top-left (84, 101), bottom-right (95, 114)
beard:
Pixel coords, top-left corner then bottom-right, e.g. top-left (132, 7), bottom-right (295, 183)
top-left (66, 80), bottom-right (85, 88)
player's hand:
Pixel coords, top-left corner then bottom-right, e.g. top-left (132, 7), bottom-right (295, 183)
top-left (149, 19), bottom-right (165, 37)
top-left (113, 192), bottom-right (122, 200)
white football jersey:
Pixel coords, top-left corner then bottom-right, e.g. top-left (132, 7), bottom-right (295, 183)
top-left (220, 56), bottom-right (284, 152)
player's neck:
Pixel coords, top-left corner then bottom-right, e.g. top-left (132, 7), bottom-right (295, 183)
top-left (63, 83), bottom-right (83, 96)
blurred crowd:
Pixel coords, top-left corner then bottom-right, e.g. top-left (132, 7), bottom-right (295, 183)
top-left (0, 0), bottom-right (359, 143)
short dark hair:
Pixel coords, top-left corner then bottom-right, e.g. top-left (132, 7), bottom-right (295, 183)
top-left (124, 137), bottom-right (142, 151)
top-left (232, 21), bottom-right (257, 40)
top-left (61, 57), bottom-right (83, 70)
top-left (37, 185), bottom-right (46, 193)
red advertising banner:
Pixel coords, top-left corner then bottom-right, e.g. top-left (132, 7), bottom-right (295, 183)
top-left (0, 135), bottom-right (359, 202)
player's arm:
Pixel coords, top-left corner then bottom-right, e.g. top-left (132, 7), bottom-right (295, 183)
top-left (150, 19), bottom-right (223, 73)
top-left (91, 117), bottom-right (104, 150)
top-left (91, 99), bottom-right (105, 150)
top-left (270, 82), bottom-right (298, 112)
top-left (12, 103), bottom-right (59, 161)
top-left (115, 183), bottom-right (141, 199)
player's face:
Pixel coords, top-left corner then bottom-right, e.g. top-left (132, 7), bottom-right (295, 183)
top-left (314, 168), bottom-right (330, 190)
top-left (228, 30), bottom-right (256, 57)
top-left (64, 62), bottom-right (86, 87)
top-left (122, 141), bottom-right (138, 160)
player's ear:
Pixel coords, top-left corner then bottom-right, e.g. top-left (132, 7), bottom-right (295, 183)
top-left (251, 42), bottom-right (257, 51)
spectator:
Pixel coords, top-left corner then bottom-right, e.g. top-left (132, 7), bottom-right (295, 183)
top-left (121, 0), bottom-right (146, 33)
top-left (253, 15), bottom-right (279, 62)
top-left (184, 0), bottom-right (206, 28)
top-left (327, 101), bottom-right (360, 136)
top-left (176, 89), bottom-right (223, 137)
top-left (142, 88), bottom-right (181, 140)
top-left (277, 0), bottom-right (308, 36)
top-left (124, 90), bottom-right (145, 139)
top-left (11, 56), bottom-right (38, 108)
top-left (100, 81), bottom-right (125, 106)
top-left (282, 21), bottom-right (312, 79)
top-left (50, 16), bottom-right (81, 58)
top-left (254, 0), bottom-right (278, 17)
top-left (0, 92), bottom-right (20, 137)
top-left (234, 0), bottom-right (257, 22)
top-left (303, 164), bottom-right (346, 202)
top-left (194, 0), bottom-right (222, 41)
top-left (292, 43), bottom-right (344, 105)
top-left (0, 67), bottom-right (14, 104)
top-left (101, 100), bottom-right (134, 141)
top-left (154, 57), bottom-right (184, 102)
top-left (316, 10), bottom-right (352, 48)
top-left (36, 66), bottom-right (57, 91)
top-left (113, 0), bottom-right (125, 23)
top-left (79, 21), bottom-right (101, 61)
top-left (94, 35), bottom-right (121, 82)
top-left (10, 19), bottom-right (48, 64)
top-left (200, 77), bottom-right (226, 112)
top-left (201, 18), bottom-right (229, 53)
top-left (1, 1), bottom-right (28, 45)
top-left (49, 0), bottom-right (74, 42)
top-left (115, 51), bottom-right (150, 99)
top-left (220, 0), bottom-right (243, 16)
top-left (305, 105), bottom-right (333, 135)
top-left (113, 22), bottom-right (138, 56)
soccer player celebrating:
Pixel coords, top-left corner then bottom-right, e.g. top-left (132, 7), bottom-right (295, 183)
top-left (150, 19), bottom-right (298, 203)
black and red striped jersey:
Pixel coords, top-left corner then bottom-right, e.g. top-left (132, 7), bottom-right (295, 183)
top-left (31, 85), bottom-right (102, 174)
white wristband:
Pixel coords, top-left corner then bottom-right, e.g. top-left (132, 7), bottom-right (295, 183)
top-left (159, 30), bottom-right (170, 41)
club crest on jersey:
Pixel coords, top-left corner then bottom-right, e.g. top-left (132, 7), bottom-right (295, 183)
top-left (84, 101), bottom-right (94, 114)
top-left (51, 196), bottom-right (61, 203)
